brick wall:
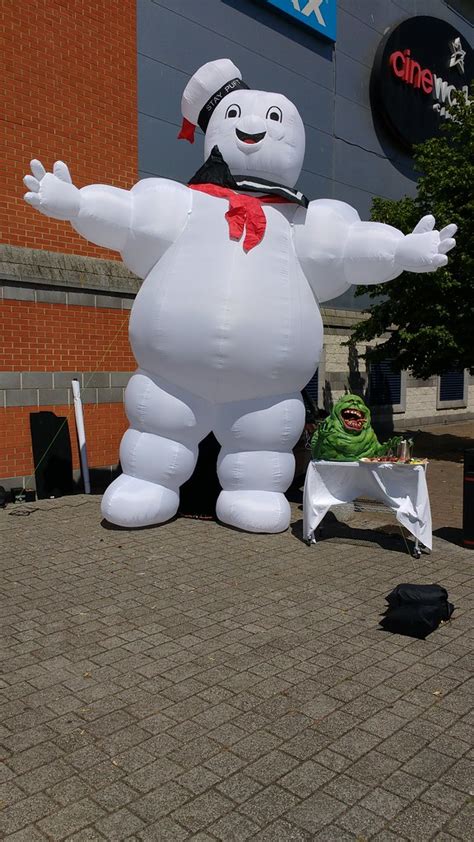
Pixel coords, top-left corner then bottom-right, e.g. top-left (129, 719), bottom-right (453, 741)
top-left (0, 300), bottom-right (135, 372)
top-left (1, 2), bottom-right (138, 489)
top-left (2, 0), bottom-right (137, 259)
top-left (0, 245), bottom-right (141, 488)
top-left (0, 403), bottom-right (128, 485)
top-left (2, 294), bottom-right (473, 488)
top-left (0, 281), bottom-right (136, 487)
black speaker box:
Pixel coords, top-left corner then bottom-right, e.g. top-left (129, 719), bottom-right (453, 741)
top-left (30, 411), bottom-right (74, 499)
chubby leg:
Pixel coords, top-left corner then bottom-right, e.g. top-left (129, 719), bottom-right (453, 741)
top-left (214, 393), bottom-right (305, 533)
top-left (101, 371), bottom-right (212, 527)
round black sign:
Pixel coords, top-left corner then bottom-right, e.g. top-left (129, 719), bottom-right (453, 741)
top-left (371, 16), bottom-right (473, 150)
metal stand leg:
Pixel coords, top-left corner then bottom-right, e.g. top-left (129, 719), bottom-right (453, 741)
top-left (305, 530), bottom-right (317, 546)
top-left (412, 538), bottom-right (431, 559)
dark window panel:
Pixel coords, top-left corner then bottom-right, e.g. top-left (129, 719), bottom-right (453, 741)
top-left (439, 370), bottom-right (465, 402)
top-left (369, 360), bottom-right (401, 406)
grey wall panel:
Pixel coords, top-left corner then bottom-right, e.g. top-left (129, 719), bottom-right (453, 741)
top-left (139, 114), bottom-right (204, 181)
top-left (299, 125), bottom-right (333, 180)
top-left (390, 0), bottom-right (416, 12)
top-left (335, 50), bottom-right (371, 107)
top-left (334, 95), bottom-right (417, 189)
top-left (142, 0), bottom-right (334, 87)
top-left (298, 169), bottom-right (334, 201)
top-left (336, 7), bottom-right (387, 69)
top-left (331, 180), bottom-right (374, 218)
top-left (138, 3), bottom-right (335, 137)
top-left (334, 136), bottom-right (417, 202)
top-left (338, 0), bottom-right (407, 34)
top-left (334, 95), bottom-right (384, 157)
top-left (327, 284), bottom-right (369, 310)
top-left (138, 55), bottom-right (188, 125)
top-left (416, 0), bottom-right (473, 37)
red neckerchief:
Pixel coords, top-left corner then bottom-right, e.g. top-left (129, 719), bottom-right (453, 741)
top-left (189, 182), bottom-right (292, 252)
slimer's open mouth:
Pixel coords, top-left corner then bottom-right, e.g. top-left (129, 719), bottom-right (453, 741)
top-left (340, 407), bottom-right (365, 432)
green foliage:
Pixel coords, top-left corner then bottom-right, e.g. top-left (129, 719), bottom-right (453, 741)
top-left (350, 90), bottom-right (474, 380)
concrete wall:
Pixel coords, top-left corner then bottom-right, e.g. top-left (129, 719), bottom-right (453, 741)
top-left (322, 309), bottom-right (474, 432)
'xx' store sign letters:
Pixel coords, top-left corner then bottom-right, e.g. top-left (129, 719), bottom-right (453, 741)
top-left (257, 0), bottom-right (337, 42)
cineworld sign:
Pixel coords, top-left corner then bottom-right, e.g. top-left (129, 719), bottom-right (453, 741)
top-left (371, 16), bottom-right (473, 149)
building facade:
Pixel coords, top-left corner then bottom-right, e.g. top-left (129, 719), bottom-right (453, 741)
top-left (1, 0), bottom-right (473, 491)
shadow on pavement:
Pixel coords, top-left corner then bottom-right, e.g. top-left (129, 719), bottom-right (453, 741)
top-left (287, 482), bottom-right (304, 504)
top-left (433, 526), bottom-right (465, 547)
top-left (100, 516), bottom-right (178, 532)
top-left (406, 428), bottom-right (473, 463)
top-left (291, 514), bottom-right (417, 554)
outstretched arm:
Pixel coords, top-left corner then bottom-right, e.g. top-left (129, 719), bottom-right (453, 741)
top-left (24, 160), bottom-right (132, 251)
top-left (294, 199), bottom-right (457, 303)
top-left (344, 214), bottom-right (457, 286)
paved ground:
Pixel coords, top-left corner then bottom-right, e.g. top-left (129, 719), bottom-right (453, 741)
top-left (1, 470), bottom-right (473, 841)
top-left (406, 420), bottom-right (473, 536)
top-left (295, 419), bottom-right (473, 538)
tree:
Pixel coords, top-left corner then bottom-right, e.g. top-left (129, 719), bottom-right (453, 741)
top-left (350, 90), bottom-right (473, 380)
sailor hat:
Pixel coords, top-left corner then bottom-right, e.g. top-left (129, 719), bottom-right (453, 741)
top-left (178, 58), bottom-right (249, 143)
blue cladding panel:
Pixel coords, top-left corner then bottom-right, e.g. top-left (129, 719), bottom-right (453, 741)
top-left (439, 371), bottom-right (465, 402)
top-left (255, 0), bottom-right (337, 42)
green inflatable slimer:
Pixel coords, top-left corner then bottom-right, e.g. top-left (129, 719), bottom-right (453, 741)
top-left (311, 394), bottom-right (401, 461)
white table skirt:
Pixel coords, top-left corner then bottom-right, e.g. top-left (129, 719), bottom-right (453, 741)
top-left (303, 460), bottom-right (432, 550)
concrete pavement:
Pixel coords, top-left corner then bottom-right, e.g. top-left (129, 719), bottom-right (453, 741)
top-left (0, 489), bottom-right (472, 841)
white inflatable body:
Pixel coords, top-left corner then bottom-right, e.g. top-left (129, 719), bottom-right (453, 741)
top-left (24, 61), bottom-right (456, 533)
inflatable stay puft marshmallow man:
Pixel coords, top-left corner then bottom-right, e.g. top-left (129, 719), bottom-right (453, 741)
top-left (24, 59), bottom-right (457, 533)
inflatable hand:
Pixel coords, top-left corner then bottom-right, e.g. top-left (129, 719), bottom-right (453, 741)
top-left (395, 215), bottom-right (457, 273)
top-left (23, 159), bottom-right (80, 220)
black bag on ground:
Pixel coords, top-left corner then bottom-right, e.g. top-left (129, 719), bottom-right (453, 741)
top-left (385, 583), bottom-right (450, 608)
top-left (380, 583), bottom-right (454, 639)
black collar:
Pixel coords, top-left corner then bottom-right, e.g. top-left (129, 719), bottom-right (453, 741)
top-left (189, 146), bottom-right (309, 208)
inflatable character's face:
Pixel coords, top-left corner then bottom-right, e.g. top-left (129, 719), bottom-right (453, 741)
top-left (204, 90), bottom-right (305, 188)
top-left (334, 394), bottom-right (371, 435)
top-left (311, 394), bottom-right (382, 461)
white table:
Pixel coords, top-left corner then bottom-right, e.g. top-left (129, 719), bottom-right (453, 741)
top-left (303, 460), bottom-right (432, 552)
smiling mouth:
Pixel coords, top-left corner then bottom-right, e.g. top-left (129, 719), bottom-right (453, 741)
top-left (235, 128), bottom-right (266, 144)
top-left (341, 408), bottom-right (366, 432)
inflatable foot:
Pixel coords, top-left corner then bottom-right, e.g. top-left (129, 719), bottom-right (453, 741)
top-left (216, 490), bottom-right (290, 533)
top-left (101, 474), bottom-right (178, 528)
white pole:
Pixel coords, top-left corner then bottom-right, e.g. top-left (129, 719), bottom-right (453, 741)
top-left (72, 379), bottom-right (91, 494)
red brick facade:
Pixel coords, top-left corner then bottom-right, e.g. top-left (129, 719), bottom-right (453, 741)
top-left (1, 1), bottom-right (138, 485)
top-left (2, 0), bottom-right (137, 259)
top-left (0, 301), bottom-right (135, 372)
top-left (0, 404), bottom-right (128, 482)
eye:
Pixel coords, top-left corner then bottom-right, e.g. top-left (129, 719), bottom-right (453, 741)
top-left (266, 106), bottom-right (282, 122)
top-left (225, 103), bottom-right (241, 119)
